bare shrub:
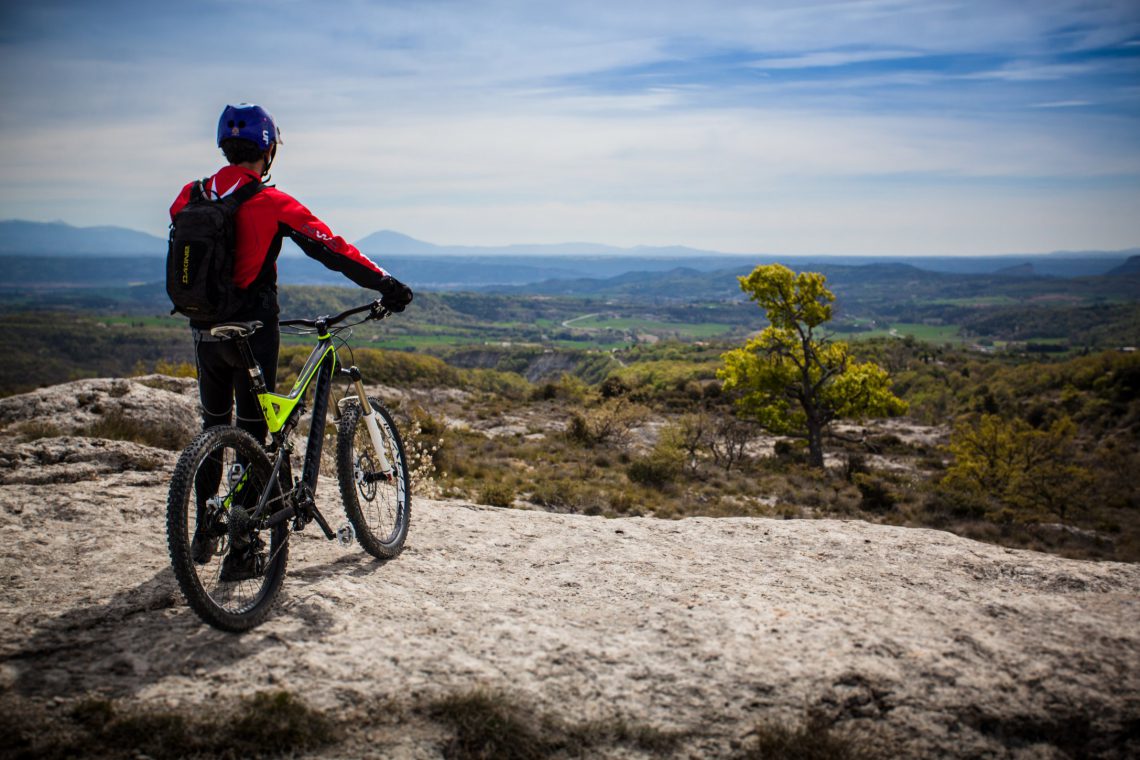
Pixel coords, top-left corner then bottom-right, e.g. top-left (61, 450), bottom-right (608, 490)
top-left (737, 714), bottom-right (879, 759)
top-left (566, 398), bottom-right (646, 448)
top-left (13, 420), bottom-right (63, 441)
top-left (82, 409), bottom-right (190, 451)
top-left (710, 415), bottom-right (754, 471)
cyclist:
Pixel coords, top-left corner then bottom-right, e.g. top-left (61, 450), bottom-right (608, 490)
top-left (170, 103), bottom-right (413, 580)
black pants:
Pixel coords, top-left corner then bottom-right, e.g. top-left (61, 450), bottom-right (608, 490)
top-left (192, 324), bottom-right (279, 515)
top-left (193, 323), bottom-right (280, 442)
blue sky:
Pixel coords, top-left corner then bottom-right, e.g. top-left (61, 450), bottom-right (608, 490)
top-left (1, 0), bottom-right (1139, 254)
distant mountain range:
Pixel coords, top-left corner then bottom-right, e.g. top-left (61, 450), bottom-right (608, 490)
top-left (1, 219), bottom-right (1138, 285)
top-left (355, 230), bottom-right (705, 258)
top-left (1108, 255), bottom-right (1140, 276)
top-left (485, 259), bottom-right (1140, 304)
top-left (0, 220), bottom-right (167, 256)
top-left (0, 221), bottom-right (727, 260)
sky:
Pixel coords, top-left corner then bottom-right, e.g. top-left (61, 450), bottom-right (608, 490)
top-left (1, 0), bottom-right (1139, 255)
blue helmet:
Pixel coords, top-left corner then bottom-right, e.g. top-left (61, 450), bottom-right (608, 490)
top-left (216, 103), bottom-right (282, 149)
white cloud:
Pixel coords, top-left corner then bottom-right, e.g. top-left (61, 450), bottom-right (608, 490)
top-left (1031, 100), bottom-right (1093, 108)
top-left (964, 61), bottom-right (1101, 82)
top-left (750, 49), bottom-right (923, 69)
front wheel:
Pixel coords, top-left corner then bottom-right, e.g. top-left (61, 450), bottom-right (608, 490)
top-left (336, 397), bottom-right (410, 559)
top-left (167, 426), bottom-right (288, 631)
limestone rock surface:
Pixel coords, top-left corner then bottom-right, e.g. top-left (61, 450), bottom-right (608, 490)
top-left (0, 379), bottom-right (1137, 758)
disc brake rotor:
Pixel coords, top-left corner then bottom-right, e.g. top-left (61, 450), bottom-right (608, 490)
top-left (354, 452), bottom-right (379, 501)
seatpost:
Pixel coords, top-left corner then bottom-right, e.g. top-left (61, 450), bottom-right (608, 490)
top-left (236, 338), bottom-right (267, 395)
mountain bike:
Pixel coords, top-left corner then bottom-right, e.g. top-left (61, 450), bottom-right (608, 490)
top-left (166, 300), bottom-right (410, 631)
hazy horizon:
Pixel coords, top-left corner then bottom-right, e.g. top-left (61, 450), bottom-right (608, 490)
top-left (3, 218), bottom-right (1138, 262)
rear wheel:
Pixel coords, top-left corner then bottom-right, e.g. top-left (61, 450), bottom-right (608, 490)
top-left (167, 426), bottom-right (288, 631)
top-left (336, 398), bottom-right (410, 558)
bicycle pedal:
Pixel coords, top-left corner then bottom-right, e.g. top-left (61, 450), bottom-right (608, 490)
top-left (336, 522), bottom-right (356, 548)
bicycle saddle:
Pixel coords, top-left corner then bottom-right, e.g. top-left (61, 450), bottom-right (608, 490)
top-left (209, 321), bottom-right (263, 340)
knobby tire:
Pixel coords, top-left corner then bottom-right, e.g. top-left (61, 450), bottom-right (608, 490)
top-left (336, 398), bottom-right (411, 559)
top-left (167, 426), bottom-right (288, 632)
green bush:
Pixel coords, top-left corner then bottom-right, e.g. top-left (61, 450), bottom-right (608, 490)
top-left (853, 473), bottom-right (897, 512)
top-left (478, 481), bottom-right (516, 508)
top-left (773, 439), bottom-right (802, 460)
top-left (279, 345), bottom-right (463, 389)
top-left (599, 374), bottom-right (630, 398)
top-left (466, 369), bottom-right (532, 400)
top-left (627, 457), bottom-right (677, 489)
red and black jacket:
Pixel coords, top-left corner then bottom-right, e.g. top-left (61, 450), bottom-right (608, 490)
top-left (170, 165), bottom-right (388, 318)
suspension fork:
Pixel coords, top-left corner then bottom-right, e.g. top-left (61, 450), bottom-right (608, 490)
top-left (344, 366), bottom-right (394, 477)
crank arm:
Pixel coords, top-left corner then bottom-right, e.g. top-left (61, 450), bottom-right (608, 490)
top-left (306, 503), bottom-right (336, 540)
top-left (265, 501), bottom-right (335, 540)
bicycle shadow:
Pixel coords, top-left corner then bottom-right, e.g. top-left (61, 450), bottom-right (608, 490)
top-left (287, 550), bottom-right (391, 581)
top-left (6, 553), bottom-right (400, 700)
top-left (7, 567), bottom-right (273, 700)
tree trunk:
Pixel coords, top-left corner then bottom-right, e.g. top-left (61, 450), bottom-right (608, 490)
top-left (806, 420), bottom-right (825, 469)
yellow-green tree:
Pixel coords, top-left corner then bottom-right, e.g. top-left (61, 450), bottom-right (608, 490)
top-left (941, 414), bottom-right (1092, 523)
top-left (719, 264), bottom-right (907, 468)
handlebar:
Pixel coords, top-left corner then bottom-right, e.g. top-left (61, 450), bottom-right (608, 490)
top-left (279, 299), bottom-right (391, 330)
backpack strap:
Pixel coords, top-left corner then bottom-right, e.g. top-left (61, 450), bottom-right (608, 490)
top-left (225, 180), bottom-right (264, 207)
top-left (188, 177), bottom-right (209, 202)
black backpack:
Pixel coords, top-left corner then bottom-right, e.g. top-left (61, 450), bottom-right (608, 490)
top-left (166, 178), bottom-right (263, 323)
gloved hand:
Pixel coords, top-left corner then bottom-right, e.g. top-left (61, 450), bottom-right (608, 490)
top-left (377, 275), bottom-right (413, 312)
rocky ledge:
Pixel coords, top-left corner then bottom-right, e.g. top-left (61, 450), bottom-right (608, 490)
top-left (0, 378), bottom-right (1137, 758)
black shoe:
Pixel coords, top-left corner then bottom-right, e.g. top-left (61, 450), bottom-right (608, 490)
top-left (219, 545), bottom-right (266, 583)
top-left (190, 530), bottom-right (218, 565)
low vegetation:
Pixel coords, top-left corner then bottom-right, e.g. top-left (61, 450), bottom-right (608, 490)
top-left (389, 338), bottom-right (1139, 562)
top-left (736, 714), bottom-right (880, 760)
top-left (2, 273), bottom-right (1136, 562)
top-left (80, 408), bottom-right (190, 451)
top-left (0, 691), bottom-right (335, 760)
top-left (427, 689), bottom-right (687, 759)
top-left (1, 688), bottom-right (891, 759)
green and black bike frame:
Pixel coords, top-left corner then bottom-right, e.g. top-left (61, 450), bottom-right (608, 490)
top-left (230, 303), bottom-right (394, 540)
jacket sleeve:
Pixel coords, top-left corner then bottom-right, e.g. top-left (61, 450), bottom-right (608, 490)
top-left (169, 182), bottom-right (194, 220)
top-left (271, 190), bottom-right (389, 289)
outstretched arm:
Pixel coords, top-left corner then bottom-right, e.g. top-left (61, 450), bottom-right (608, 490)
top-left (273, 191), bottom-right (413, 310)
top-left (275, 196), bottom-right (389, 289)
